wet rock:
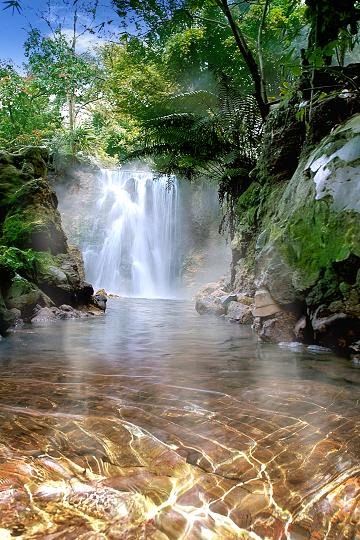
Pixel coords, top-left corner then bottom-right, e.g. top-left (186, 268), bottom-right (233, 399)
top-left (220, 293), bottom-right (238, 308)
top-left (195, 282), bottom-right (227, 317)
top-left (255, 245), bottom-right (299, 305)
top-left (307, 344), bottom-right (332, 353)
top-left (68, 244), bottom-right (86, 282)
top-left (278, 341), bottom-right (304, 350)
top-left (311, 307), bottom-right (360, 353)
top-left (4, 275), bottom-right (52, 320)
top-left (14, 146), bottom-right (48, 178)
top-left (259, 311), bottom-right (297, 343)
top-left (40, 264), bottom-right (68, 285)
top-left (233, 113), bottom-right (360, 354)
top-left (31, 305), bottom-right (90, 324)
top-left (237, 294), bottom-right (254, 306)
top-left (0, 147), bottom-right (100, 334)
top-left (294, 315), bottom-right (307, 340)
top-left (0, 291), bottom-right (16, 335)
top-left (37, 251), bottom-right (94, 307)
top-left (8, 308), bottom-right (23, 327)
top-left (195, 296), bottom-right (225, 317)
top-left (1, 178), bottom-right (68, 254)
top-left (350, 340), bottom-right (360, 355)
top-left (252, 316), bottom-right (262, 333)
top-left (92, 290), bottom-right (107, 311)
top-left (253, 289), bottom-right (280, 317)
top-left (225, 301), bottom-right (253, 324)
top-left (31, 307), bottom-right (59, 323)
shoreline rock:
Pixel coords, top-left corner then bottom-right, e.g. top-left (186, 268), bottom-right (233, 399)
top-left (0, 147), bottom-right (105, 336)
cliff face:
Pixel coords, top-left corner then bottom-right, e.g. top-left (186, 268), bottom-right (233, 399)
top-left (196, 81), bottom-right (360, 356)
top-left (0, 148), bottom-right (100, 336)
top-left (232, 109), bottom-right (360, 355)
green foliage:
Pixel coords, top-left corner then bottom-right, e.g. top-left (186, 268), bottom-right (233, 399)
top-left (124, 76), bottom-right (262, 235)
top-left (102, 40), bottom-right (176, 119)
top-left (0, 63), bottom-right (61, 148)
top-left (25, 29), bottom-right (101, 107)
top-left (1, 214), bottom-right (34, 247)
top-left (51, 126), bottom-right (99, 158)
top-left (0, 246), bottom-right (37, 280)
top-left (305, 0), bottom-right (360, 66)
top-left (131, 78), bottom-right (261, 181)
top-left (277, 198), bottom-right (360, 291)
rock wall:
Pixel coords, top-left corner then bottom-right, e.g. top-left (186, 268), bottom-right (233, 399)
top-left (251, 114), bottom-right (360, 354)
top-left (197, 90), bottom-right (360, 357)
top-left (0, 148), bottom-right (104, 336)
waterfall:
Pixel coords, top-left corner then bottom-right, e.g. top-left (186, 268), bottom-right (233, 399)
top-left (82, 169), bottom-right (181, 298)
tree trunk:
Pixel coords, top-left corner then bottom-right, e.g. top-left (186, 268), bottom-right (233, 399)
top-left (217, 0), bottom-right (269, 120)
top-left (257, 0), bottom-right (270, 107)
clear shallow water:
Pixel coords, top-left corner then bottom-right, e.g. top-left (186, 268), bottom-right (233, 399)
top-left (0, 299), bottom-right (359, 539)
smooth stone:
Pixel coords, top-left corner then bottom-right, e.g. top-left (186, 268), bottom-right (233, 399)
top-left (226, 301), bottom-right (253, 324)
top-left (253, 289), bottom-right (280, 317)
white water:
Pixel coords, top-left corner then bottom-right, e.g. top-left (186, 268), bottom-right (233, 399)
top-left (82, 169), bottom-right (181, 298)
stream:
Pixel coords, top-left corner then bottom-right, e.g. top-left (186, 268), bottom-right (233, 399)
top-left (0, 299), bottom-right (359, 539)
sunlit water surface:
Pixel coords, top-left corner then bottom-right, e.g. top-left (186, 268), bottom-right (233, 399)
top-left (0, 299), bottom-right (359, 539)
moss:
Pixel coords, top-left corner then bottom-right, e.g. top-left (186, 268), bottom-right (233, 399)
top-left (273, 192), bottom-right (360, 292)
top-left (13, 146), bottom-right (48, 178)
top-left (0, 245), bottom-right (39, 282)
top-left (236, 182), bottom-right (285, 234)
top-left (0, 164), bottom-right (27, 215)
top-left (1, 214), bottom-right (35, 248)
top-left (1, 178), bottom-right (67, 254)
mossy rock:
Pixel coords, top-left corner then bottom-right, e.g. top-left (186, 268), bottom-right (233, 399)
top-left (0, 164), bottom-right (28, 213)
top-left (4, 274), bottom-right (52, 319)
top-left (13, 146), bottom-right (48, 178)
top-left (0, 245), bottom-right (39, 284)
top-left (253, 114), bottom-right (360, 320)
top-left (0, 290), bottom-right (16, 335)
top-left (1, 178), bottom-right (68, 254)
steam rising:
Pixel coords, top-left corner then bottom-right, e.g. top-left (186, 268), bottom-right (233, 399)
top-left (56, 164), bottom-right (230, 298)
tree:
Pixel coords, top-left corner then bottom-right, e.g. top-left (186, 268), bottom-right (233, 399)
top-left (305, 0), bottom-right (360, 66)
top-left (25, 29), bottom-right (102, 136)
top-left (102, 38), bottom-right (176, 119)
top-left (24, 1), bottom-right (107, 137)
top-left (123, 76), bottom-right (262, 236)
top-left (0, 62), bottom-right (61, 147)
top-left (2, 0), bottom-right (21, 13)
top-left (113, 0), bottom-right (271, 118)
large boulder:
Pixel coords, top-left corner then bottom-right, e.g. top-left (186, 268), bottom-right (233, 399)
top-left (3, 275), bottom-right (52, 320)
top-left (195, 282), bottom-right (227, 316)
top-left (253, 289), bottom-right (281, 317)
top-left (259, 311), bottom-right (298, 343)
top-left (93, 289), bottom-right (108, 311)
top-left (0, 148), bottom-right (103, 333)
top-left (1, 178), bottom-right (68, 254)
top-left (250, 114), bottom-right (360, 352)
top-left (226, 300), bottom-right (253, 324)
top-left (31, 305), bottom-right (91, 324)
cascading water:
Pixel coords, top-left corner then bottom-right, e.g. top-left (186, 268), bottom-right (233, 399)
top-left (82, 169), bottom-right (182, 298)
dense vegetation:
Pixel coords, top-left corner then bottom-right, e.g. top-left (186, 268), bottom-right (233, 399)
top-left (1, 0), bottom-right (359, 217)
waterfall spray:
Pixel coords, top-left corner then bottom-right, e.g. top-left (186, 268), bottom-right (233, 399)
top-left (82, 169), bottom-right (181, 298)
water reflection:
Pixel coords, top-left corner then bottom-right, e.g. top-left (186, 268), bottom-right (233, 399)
top-left (0, 299), bottom-right (359, 539)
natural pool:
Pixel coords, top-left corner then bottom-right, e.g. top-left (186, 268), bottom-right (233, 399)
top-left (0, 299), bottom-right (359, 539)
